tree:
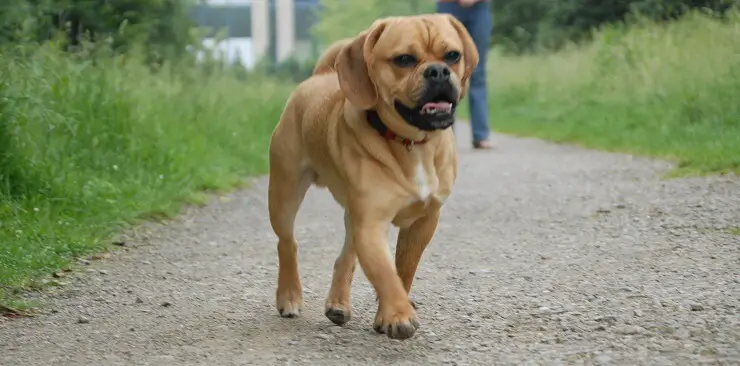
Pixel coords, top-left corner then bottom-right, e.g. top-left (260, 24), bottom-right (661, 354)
top-left (489, 0), bottom-right (739, 54)
top-left (0, 0), bottom-right (198, 65)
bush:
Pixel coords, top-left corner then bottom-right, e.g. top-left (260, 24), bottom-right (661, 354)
top-left (0, 42), bottom-right (293, 305)
top-left (488, 9), bottom-right (740, 175)
top-left (491, 0), bottom-right (739, 54)
top-left (0, 0), bottom-right (198, 65)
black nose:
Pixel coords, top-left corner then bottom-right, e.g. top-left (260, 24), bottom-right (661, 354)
top-left (423, 64), bottom-right (451, 82)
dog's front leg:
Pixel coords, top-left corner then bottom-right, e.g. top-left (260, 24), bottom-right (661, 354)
top-left (352, 215), bottom-right (419, 340)
top-left (395, 209), bottom-right (440, 298)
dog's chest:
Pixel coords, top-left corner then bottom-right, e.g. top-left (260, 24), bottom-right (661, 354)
top-left (392, 161), bottom-right (443, 228)
top-left (413, 162), bottom-right (433, 201)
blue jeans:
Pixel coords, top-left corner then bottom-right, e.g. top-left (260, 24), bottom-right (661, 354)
top-left (436, 1), bottom-right (492, 143)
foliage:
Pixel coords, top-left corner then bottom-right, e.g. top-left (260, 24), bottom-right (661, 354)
top-left (310, 0), bottom-right (738, 54)
top-left (491, 0), bottom-right (739, 54)
top-left (488, 9), bottom-right (740, 175)
top-left (311, 0), bottom-right (435, 45)
top-left (0, 41), bottom-right (293, 306)
top-left (0, 0), bottom-right (199, 65)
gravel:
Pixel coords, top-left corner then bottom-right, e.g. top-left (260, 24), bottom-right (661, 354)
top-left (1, 123), bottom-right (739, 365)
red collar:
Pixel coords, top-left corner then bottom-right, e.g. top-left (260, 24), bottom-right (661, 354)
top-left (366, 110), bottom-right (427, 150)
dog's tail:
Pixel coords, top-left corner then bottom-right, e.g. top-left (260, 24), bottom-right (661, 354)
top-left (312, 38), bottom-right (352, 76)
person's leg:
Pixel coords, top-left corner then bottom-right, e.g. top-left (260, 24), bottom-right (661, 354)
top-left (435, 1), bottom-right (468, 23)
top-left (465, 2), bottom-right (493, 147)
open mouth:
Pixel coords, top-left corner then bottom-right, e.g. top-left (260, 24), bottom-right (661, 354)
top-left (416, 88), bottom-right (458, 118)
top-left (393, 87), bottom-right (459, 131)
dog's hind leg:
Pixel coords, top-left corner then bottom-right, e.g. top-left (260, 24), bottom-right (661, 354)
top-left (324, 211), bottom-right (357, 325)
top-left (268, 125), bottom-right (313, 318)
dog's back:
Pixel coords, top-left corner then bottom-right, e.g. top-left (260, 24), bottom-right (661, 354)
top-left (311, 38), bottom-right (352, 76)
top-left (271, 38), bottom-right (348, 168)
top-left (282, 38), bottom-right (350, 127)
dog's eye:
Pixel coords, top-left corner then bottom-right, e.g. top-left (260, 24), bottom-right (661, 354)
top-left (392, 54), bottom-right (417, 68)
top-left (443, 51), bottom-right (461, 64)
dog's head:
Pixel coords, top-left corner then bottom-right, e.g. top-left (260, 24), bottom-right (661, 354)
top-left (334, 14), bottom-right (479, 132)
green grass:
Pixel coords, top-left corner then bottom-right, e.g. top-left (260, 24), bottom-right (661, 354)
top-left (727, 227), bottom-right (740, 236)
top-left (487, 9), bottom-right (740, 176)
top-left (0, 43), bottom-right (293, 308)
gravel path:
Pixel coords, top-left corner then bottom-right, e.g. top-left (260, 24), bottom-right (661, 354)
top-left (2, 123), bottom-right (739, 366)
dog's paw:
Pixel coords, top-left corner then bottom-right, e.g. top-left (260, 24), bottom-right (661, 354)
top-left (373, 304), bottom-right (420, 340)
top-left (325, 293), bottom-right (352, 325)
top-left (324, 306), bottom-right (352, 326)
top-left (276, 289), bottom-right (303, 318)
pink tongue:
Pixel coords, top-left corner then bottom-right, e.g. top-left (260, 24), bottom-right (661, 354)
top-left (423, 102), bottom-right (452, 109)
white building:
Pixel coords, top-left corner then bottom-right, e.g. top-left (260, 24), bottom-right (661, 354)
top-left (192, 0), bottom-right (319, 69)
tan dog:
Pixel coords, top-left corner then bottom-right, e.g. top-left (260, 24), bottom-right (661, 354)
top-left (267, 14), bottom-right (479, 340)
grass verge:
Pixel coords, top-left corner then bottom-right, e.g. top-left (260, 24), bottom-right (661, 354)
top-left (487, 9), bottom-right (740, 176)
top-left (0, 43), bottom-right (293, 309)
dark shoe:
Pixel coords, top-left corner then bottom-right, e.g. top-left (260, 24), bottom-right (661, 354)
top-left (473, 140), bottom-right (494, 149)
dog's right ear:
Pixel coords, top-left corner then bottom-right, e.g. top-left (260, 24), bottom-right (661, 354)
top-left (444, 14), bottom-right (480, 100)
top-left (334, 20), bottom-right (389, 110)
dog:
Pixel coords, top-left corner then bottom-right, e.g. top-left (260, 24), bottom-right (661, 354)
top-left (267, 13), bottom-right (479, 340)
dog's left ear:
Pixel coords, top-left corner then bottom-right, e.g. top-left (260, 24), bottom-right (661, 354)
top-left (445, 14), bottom-right (480, 98)
top-left (334, 19), bottom-right (390, 110)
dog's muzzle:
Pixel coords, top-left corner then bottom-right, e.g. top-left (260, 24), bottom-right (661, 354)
top-left (395, 64), bottom-right (459, 131)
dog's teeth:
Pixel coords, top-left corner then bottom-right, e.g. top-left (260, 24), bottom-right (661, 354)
top-left (421, 105), bottom-right (454, 115)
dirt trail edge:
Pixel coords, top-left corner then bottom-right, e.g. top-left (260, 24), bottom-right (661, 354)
top-left (2, 123), bottom-right (739, 366)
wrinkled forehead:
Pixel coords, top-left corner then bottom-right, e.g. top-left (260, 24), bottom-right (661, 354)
top-left (372, 16), bottom-right (462, 57)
